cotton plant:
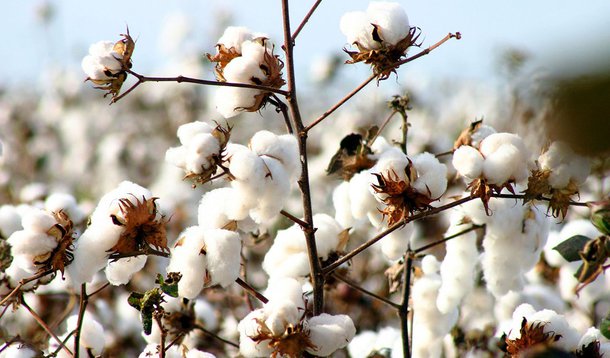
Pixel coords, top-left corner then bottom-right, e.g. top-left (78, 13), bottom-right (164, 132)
top-left (207, 26), bottom-right (285, 118)
top-left (238, 277), bottom-right (356, 357)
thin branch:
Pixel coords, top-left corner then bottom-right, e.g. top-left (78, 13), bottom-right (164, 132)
top-left (194, 324), bottom-right (240, 348)
top-left (0, 268), bottom-right (55, 307)
top-left (154, 314), bottom-right (167, 358)
top-left (21, 298), bottom-right (73, 357)
top-left (332, 273), bottom-right (400, 310)
top-left (235, 277), bottom-right (269, 304)
top-left (369, 110), bottom-right (398, 146)
top-left (280, 209), bottom-right (309, 229)
top-left (399, 110), bottom-right (409, 155)
top-left (107, 247), bottom-right (170, 261)
top-left (399, 252), bottom-right (413, 358)
top-left (413, 224), bottom-right (483, 254)
top-left (435, 149), bottom-right (454, 158)
top-left (111, 69), bottom-right (289, 103)
top-left (51, 330), bottom-right (76, 357)
top-left (305, 73), bottom-right (376, 132)
top-left (306, 32), bottom-right (461, 132)
top-left (88, 282), bottom-right (110, 297)
top-left (323, 195), bottom-right (477, 275)
top-left (74, 283), bottom-right (88, 358)
top-left (291, 0), bottom-right (323, 41)
top-left (281, 0), bottom-right (325, 316)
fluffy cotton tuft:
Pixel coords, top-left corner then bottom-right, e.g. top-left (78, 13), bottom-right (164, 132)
top-left (166, 121), bottom-right (221, 175)
top-left (49, 313), bottom-right (105, 357)
top-left (538, 141), bottom-right (591, 188)
top-left (81, 41), bottom-right (123, 81)
top-left (105, 255), bottom-right (147, 286)
top-left (452, 145), bottom-right (484, 180)
top-left (7, 208), bottom-right (59, 273)
top-left (341, 2), bottom-right (410, 49)
top-left (306, 314), bottom-right (357, 356)
top-left (411, 152), bottom-right (447, 199)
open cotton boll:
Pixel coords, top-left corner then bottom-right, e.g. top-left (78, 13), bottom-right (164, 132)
top-left (44, 192), bottom-right (85, 223)
top-left (452, 145), bottom-right (484, 180)
top-left (20, 208), bottom-right (56, 234)
top-left (250, 131), bottom-right (299, 178)
top-left (366, 1), bottom-right (410, 45)
top-left (306, 314), bottom-right (356, 356)
top-left (340, 12), bottom-right (378, 50)
top-left (470, 124), bottom-right (497, 147)
top-left (202, 229), bottom-right (241, 287)
top-left (214, 86), bottom-right (260, 118)
top-left (437, 212), bottom-right (479, 314)
top-left (216, 26), bottom-right (258, 53)
top-left (248, 158), bottom-right (291, 223)
top-left (482, 143), bottom-right (528, 184)
top-left (184, 133), bottom-right (221, 174)
top-left (238, 309), bottom-right (275, 357)
top-left (105, 255), bottom-right (147, 286)
top-left (349, 171), bottom-right (379, 221)
top-left (265, 277), bottom-right (306, 310)
top-left (0, 344), bottom-right (38, 358)
top-left (333, 181), bottom-right (354, 228)
top-left (0, 205), bottom-right (22, 237)
top-left (539, 141), bottom-right (591, 188)
top-left (50, 313), bottom-right (105, 358)
top-left (412, 152), bottom-right (447, 199)
top-left (176, 121), bottom-right (214, 145)
top-left (263, 299), bottom-right (301, 336)
top-left (166, 226), bottom-right (208, 299)
top-left (81, 41), bottom-right (123, 80)
top-left (380, 223), bottom-right (414, 260)
top-left (198, 188), bottom-right (251, 229)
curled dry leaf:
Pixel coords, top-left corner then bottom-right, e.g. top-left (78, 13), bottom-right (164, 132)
top-left (466, 178), bottom-right (516, 216)
top-left (250, 319), bottom-right (317, 358)
top-left (107, 196), bottom-right (168, 259)
top-left (501, 317), bottom-right (562, 356)
top-left (453, 119), bottom-right (484, 149)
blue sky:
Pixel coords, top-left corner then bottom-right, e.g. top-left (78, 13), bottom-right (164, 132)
top-left (3, 0), bottom-right (610, 87)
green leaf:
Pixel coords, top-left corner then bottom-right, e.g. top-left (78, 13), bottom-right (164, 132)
top-left (159, 272), bottom-right (181, 297)
top-left (141, 310), bottom-right (153, 335)
top-left (600, 311), bottom-right (610, 339)
top-left (127, 292), bottom-right (144, 310)
top-left (553, 235), bottom-right (591, 262)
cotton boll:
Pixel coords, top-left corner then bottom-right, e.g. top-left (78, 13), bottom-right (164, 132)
top-left (198, 188), bottom-right (249, 229)
top-left (263, 224), bottom-right (310, 278)
top-left (349, 171), bottom-right (379, 221)
top-left (265, 277), bottom-right (306, 310)
top-left (539, 142), bottom-right (591, 188)
top-left (0, 205), bottom-right (22, 237)
top-left (263, 299), bottom-right (301, 336)
top-left (176, 121), bottom-right (213, 145)
top-left (333, 181), bottom-right (354, 227)
top-left (203, 229), bottom-right (241, 287)
top-left (238, 310), bottom-right (275, 357)
top-left (380, 224), bottom-right (414, 260)
top-left (20, 208), bottom-right (56, 234)
top-left (0, 344), bottom-right (38, 358)
top-left (214, 86), bottom-right (260, 118)
top-left (166, 226), bottom-right (208, 299)
top-left (340, 11), bottom-right (379, 50)
top-left (217, 26), bottom-right (256, 53)
top-left (44, 193), bottom-right (85, 223)
top-left (412, 152), bottom-right (447, 199)
top-left (470, 124), bottom-right (496, 147)
top-left (105, 255), bottom-right (147, 286)
top-left (348, 331), bottom-right (379, 358)
top-left (306, 314), bottom-right (356, 356)
top-left (51, 313), bottom-right (105, 358)
top-left (250, 131), bottom-right (299, 178)
top-left (186, 350), bottom-right (216, 358)
top-left (482, 143), bottom-right (526, 184)
top-left (366, 1), bottom-right (410, 45)
top-left (544, 219), bottom-right (599, 267)
top-left (452, 145), bottom-right (484, 180)
top-left (437, 212), bottom-right (479, 314)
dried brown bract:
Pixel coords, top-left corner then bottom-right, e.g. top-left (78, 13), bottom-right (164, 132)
top-left (371, 163), bottom-right (433, 226)
top-left (250, 319), bottom-right (317, 358)
top-left (523, 169), bottom-right (579, 219)
top-left (502, 317), bottom-right (562, 356)
top-left (454, 119), bottom-right (484, 149)
top-left (107, 196), bottom-right (168, 259)
top-left (344, 27), bottom-right (420, 81)
top-left (467, 177), bottom-right (516, 215)
top-left (33, 210), bottom-right (75, 277)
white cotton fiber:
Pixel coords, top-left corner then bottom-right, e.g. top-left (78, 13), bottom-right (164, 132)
top-left (203, 229), bottom-right (242, 287)
top-left (105, 256), bottom-right (147, 286)
top-left (306, 314), bottom-right (356, 356)
top-left (412, 152), bottom-right (447, 199)
top-left (166, 226), bottom-right (208, 299)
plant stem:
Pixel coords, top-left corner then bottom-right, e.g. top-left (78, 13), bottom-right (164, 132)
top-left (413, 224), bottom-right (483, 254)
top-left (268, 94), bottom-right (293, 134)
top-left (74, 283), bottom-right (88, 358)
top-left (235, 277), bottom-right (269, 304)
top-left (332, 273), bottom-right (400, 309)
top-left (280, 209), bottom-right (309, 229)
top-left (194, 324), bottom-right (240, 348)
top-left (281, 0), bottom-right (325, 316)
top-left (291, 0), bottom-right (322, 41)
top-left (111, 69), bottom-right (289, 103)
top-left (369, 110), bottom-right (398, 146)
top-left (323, 195), bottom-right (477, 275)
top-left (399, 252), bottom-right (413, 358)
top-left (21, 298), bottom-right (73, 357)
top-left (490, 193), bottom-right (587, 207)
top-left (155, 314), bottom-right (167, 358)
top-left (0, 268), bottom-right (54, 307)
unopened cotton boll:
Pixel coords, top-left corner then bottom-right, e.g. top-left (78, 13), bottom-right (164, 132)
top-left (306, 313), bottom-right (356, 356)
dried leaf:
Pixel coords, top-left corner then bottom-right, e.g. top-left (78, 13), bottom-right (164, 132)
top-left (33, 210), bottom-right (75, 277)
top-left (453, 120), bottom-right (484, 149)
top-left (503, 317), bottom-right (562, 356)
top-left (250, 319), bottom-right (317, 358)
top-left (326, 132), bottom-right (376, 180)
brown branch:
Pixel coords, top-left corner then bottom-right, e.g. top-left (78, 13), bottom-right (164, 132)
top-left (280, 209), bottom-right (309, 229)
top-left (282, 0), bottom-right (325, 316)
top-left (235, 277), bottom-right (269, 304)
top-left (194, 324), bottom-right (240, 348)
top-left (413, 224), bottom-right (484, 254)
top-left (435, 149), bottom-right (454, 158)
top-left (21, 298), bottom-right (73, 357)
top-left (306, 32), bottom-right (461, 132)
top-left (268, 94), bottom-right (293, 134)
top-left (323, 195), bottom-right (477, 275)
top-left (369, 110), bottom-right (398, 146)
top-left (332, 273), bottom-right (400, 309)
top-left (111, 69), bottom-right (289, 103)
top-left (399, 253), bottom-right (413, 358)
top-left (107, 246), bottom-right (170, 261)
top-left (154, 314), bottom-right (167, 358)
top-left (0, 268), bottom-right (55, 307)
top-left (291, 0), bottom-right (323, 41)
top-left (74, 283), bottom-right (88, 358)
